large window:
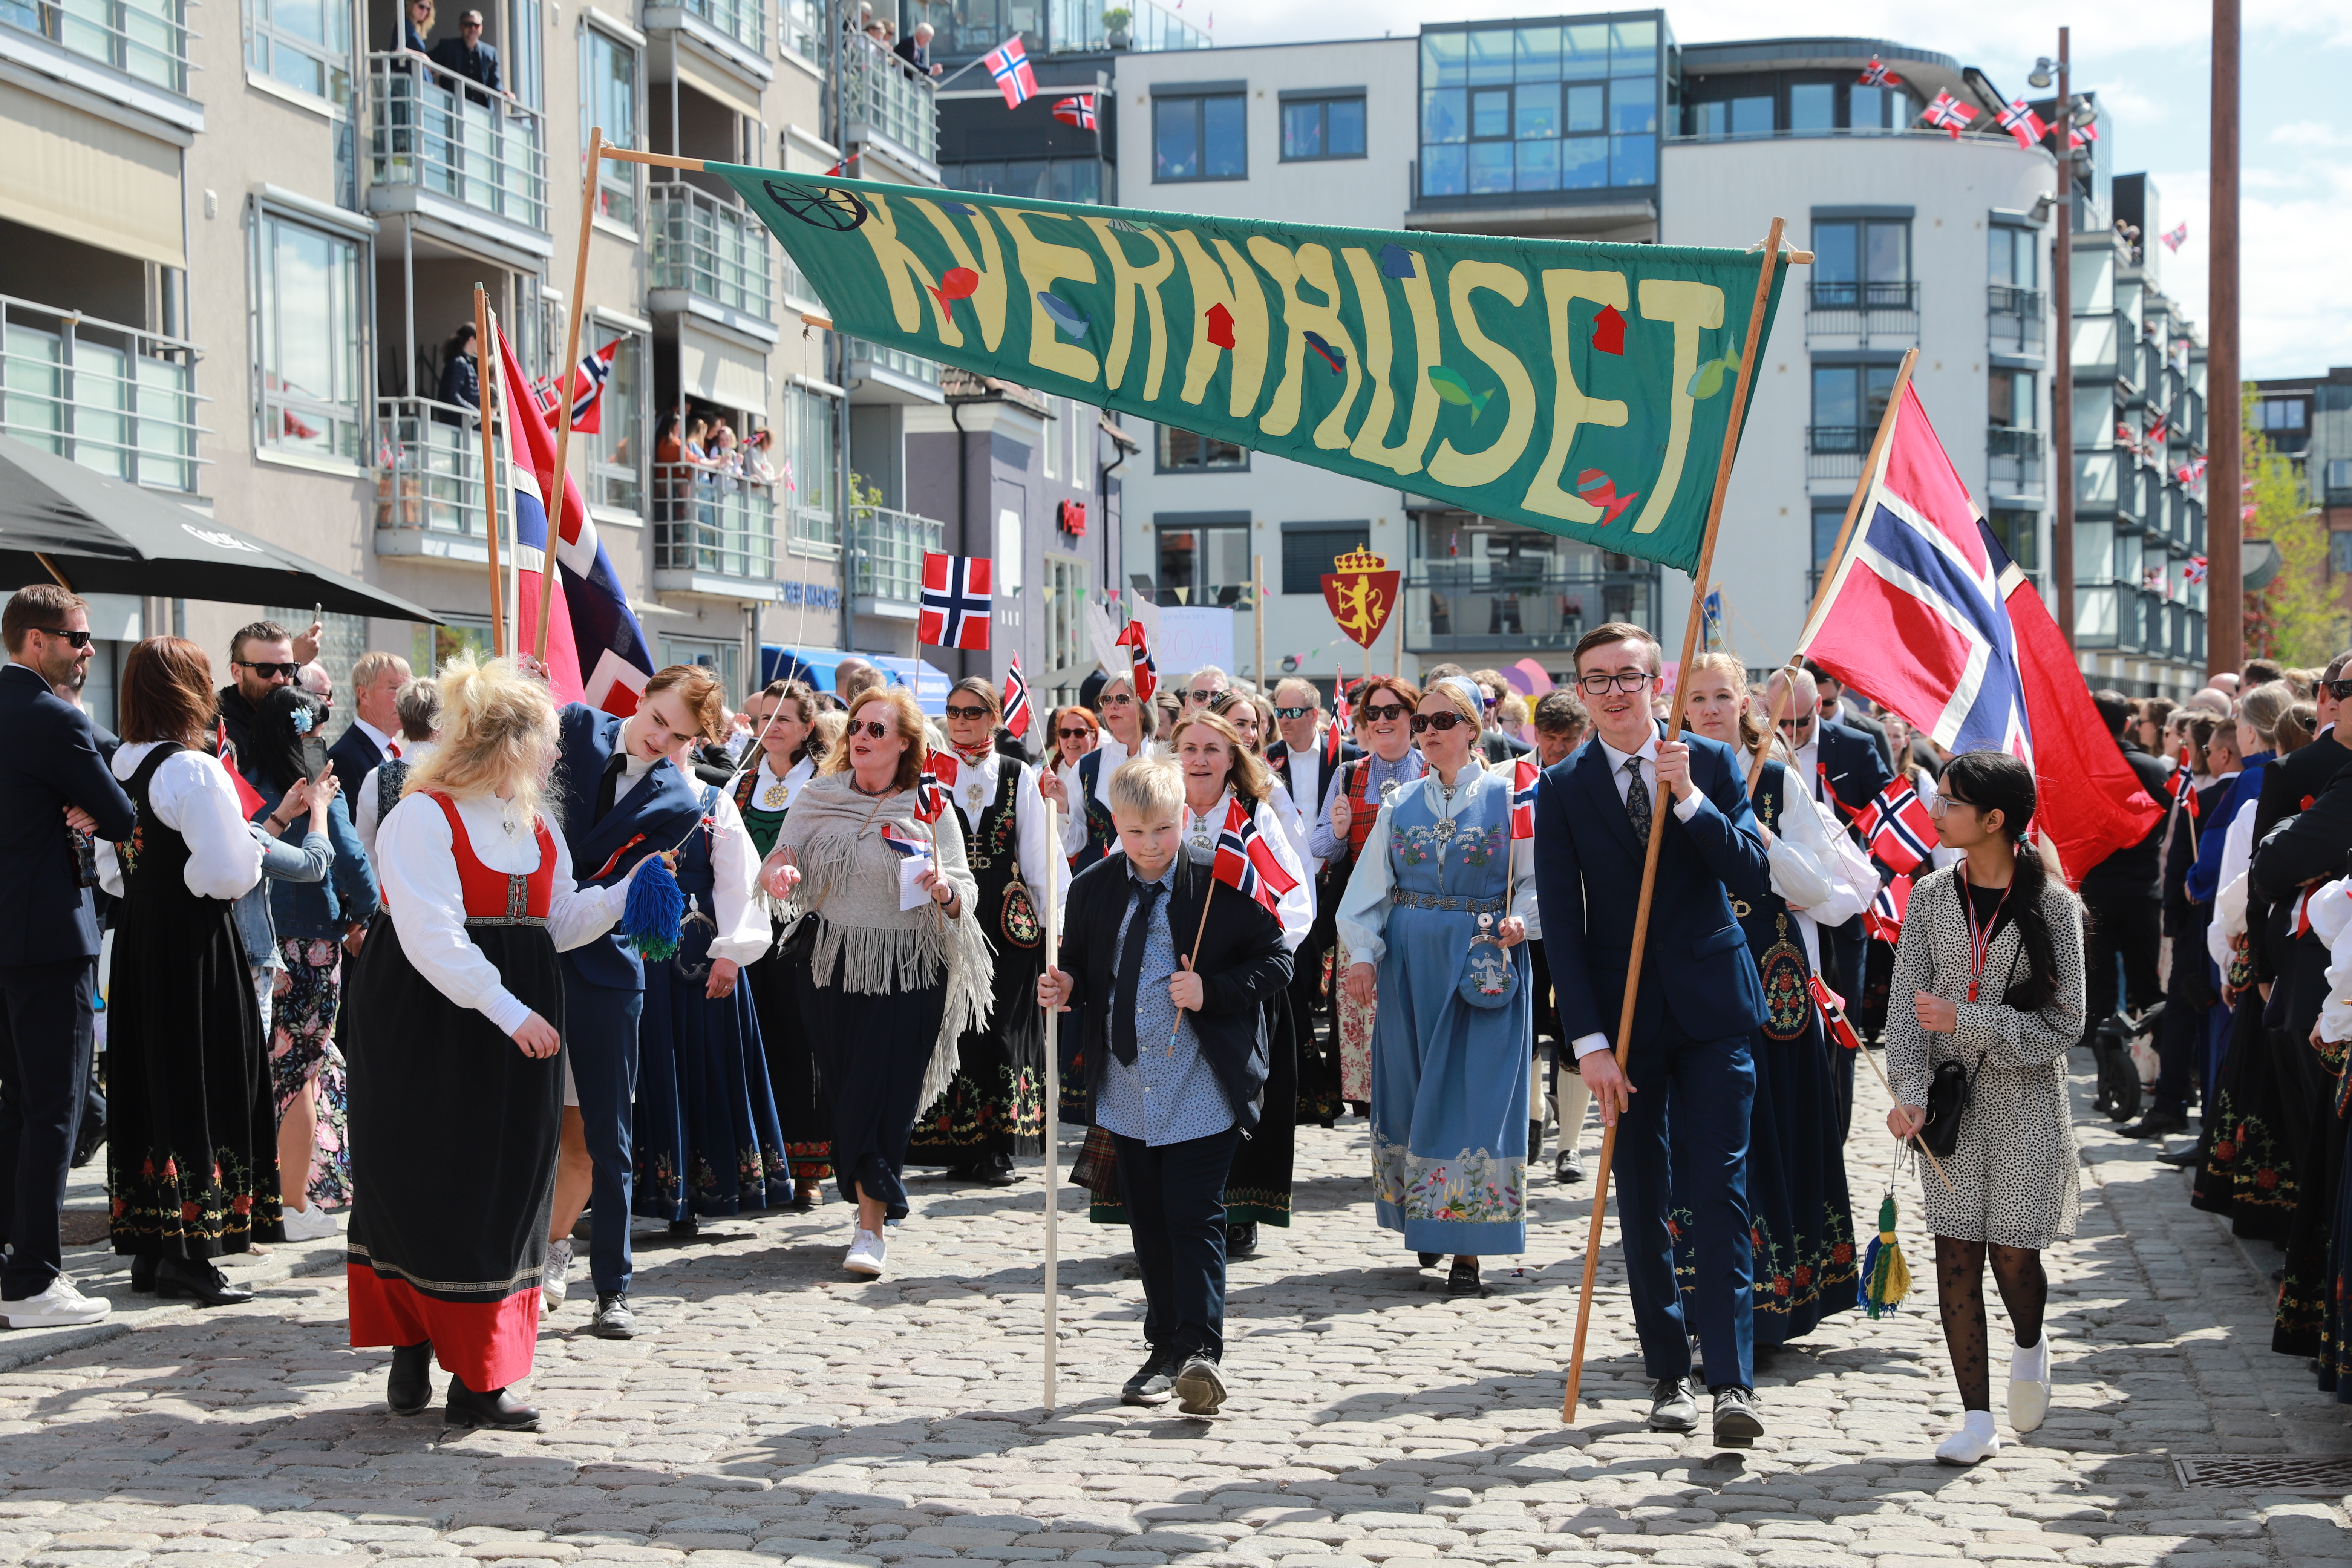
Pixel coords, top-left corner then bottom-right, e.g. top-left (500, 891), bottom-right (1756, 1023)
top-left (782, 381), bottom-right (838, 553)
top-left (943, 158), bottom-right (1104, 204)
top-left (2332, 531), bottom-right (2352, 576)
top-left (1280, 93), bottom-right (1366, 161)
top-left (2260, 396), bottom-right (2308, 433)
top-left (1810, 504), bottom-right (1845, 567)
top-left (581, 26), bottom-right (638, 227)
top-left (252, 210), bottom-right (364, 463)
top-left (2328, 458), bottom-right (2352, 496)
top-left (1418, 21), bottom-right (1655, 199)
top-left (1810, 363), bottom-right (1900, 452)
top-left (589, 331), bottom-right (642, 513)
top-left (246, 0), bottom-right (349, 104)
top-left (1812, 217), bottom-right (1910, 308)
top-left (1157, 423), bottom-right (1245, 472)
top-left (1282, 525), bottom-right (1369, 596)
top-left (1989, 224), bottom-right (2040, 290)
top-left (1989, 368), bottom-right (2035, 429)
top-left (1686, 76), bottom-right (1912, 138)
top-left (1988, 509), bottom-right (2039, 572)
top-left (1154, 92), bottom-right (1245, 182)
top-left (1044, 556), bottom-right (1090, 681)
top-left (1157, 517), bottom-right (1251, 605)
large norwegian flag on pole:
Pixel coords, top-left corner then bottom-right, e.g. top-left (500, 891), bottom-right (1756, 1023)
top-left (493, 323), bottom-right (657, 716)
top-left (1797, 382), bottom-right (2162, 884)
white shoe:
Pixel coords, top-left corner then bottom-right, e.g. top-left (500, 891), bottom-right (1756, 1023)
top-left (542, 1238), bottom-right (572, 1313)
top-left (280, 1201), bottom-right (338, 1242)
top-left (2007, 1332), bottom-right (2053, 1433)
top-left (2, 1276), bottom-right (109, 1329)
top-left (843, 1228), bottom-right (887, 1277)
top-left (1935, 1409), bottom-right (2001, 1466)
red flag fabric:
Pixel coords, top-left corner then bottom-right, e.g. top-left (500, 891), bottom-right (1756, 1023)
top-left (490, 326), bottom-right (588, 707)
top-left (1859, 778), bottom-right (1937, 874)
top-left (1865, 872), bottom-right (1912, 942)
top-left (1114, 617), bottom-right (1157, 704)
top-left (915, 751), bottom-right (959, 825)
top-left (919, 553), bottom-right (992, 650)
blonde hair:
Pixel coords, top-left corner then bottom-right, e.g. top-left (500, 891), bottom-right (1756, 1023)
top-left (644, 664), bottom-right (727, 743)
top-left (352, 650), bottom-right (412, 691)
top-left (2238, 680), bottom-right (2297, 746)
top-left (1107, 755), bottom-right (1184, 818)
top-left (825, 685), bottom-right (929, 792)
top-left (1166, 709), bottom-right (1274, 807)
top-left (1685, 651), bottom-right (1767, 753)
top-left (401, 651), bottom-right (560, 827)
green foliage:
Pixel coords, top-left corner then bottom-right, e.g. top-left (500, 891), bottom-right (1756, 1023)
top-left (2243, 386), bottom-right (2345, 667)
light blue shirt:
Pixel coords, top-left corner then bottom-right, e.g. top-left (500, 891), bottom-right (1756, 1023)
top-left (1093, 864), bottom-right (1235, 1147)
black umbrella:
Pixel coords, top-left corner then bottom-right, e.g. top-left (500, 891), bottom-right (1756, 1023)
top-left (0, 434), bottom-right (436, 622)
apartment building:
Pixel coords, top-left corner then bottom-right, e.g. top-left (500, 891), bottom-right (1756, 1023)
top-left (2245, 367), bottom-right (2352, 628)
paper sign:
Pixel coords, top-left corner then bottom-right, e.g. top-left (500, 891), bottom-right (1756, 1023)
top-left (1156, 606), bottom-right (1234, 676)
top-left (899, 854), bottom-right (934, 911)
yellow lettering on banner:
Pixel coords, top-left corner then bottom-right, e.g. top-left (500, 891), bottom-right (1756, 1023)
top-left (1171, 228), bottom-right (1270, 419)
top-left (995, 207), bottom-right (1101, 384)
top-left (910, 196), bottom-right (1009, 351)
top-left (1078, 216), bottom-right (1176, 399)
top-left (1427, 261), bottom-right (1535, 488)
top-left (1343, 247), bottom-right (1442, 477)
top-left (1245, 236), bottom-right (1363, 448)
top-left (1522, 269), bottom-right (1631, 524)
top-left (858, 191), bottom-right (952, 340)
top-left (1626, 278), bottom-right (1725, 536)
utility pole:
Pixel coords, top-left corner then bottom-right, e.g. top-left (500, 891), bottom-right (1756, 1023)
top-left (2048, 29), bottom-right (2075, 649)
top-left (833, 0), bottom-right (856, 661)
top-left (2207, 0), bottom-right (2242, 678)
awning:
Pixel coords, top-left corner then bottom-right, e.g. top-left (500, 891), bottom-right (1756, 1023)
top-left (0, 83), bottom-right (186, 268)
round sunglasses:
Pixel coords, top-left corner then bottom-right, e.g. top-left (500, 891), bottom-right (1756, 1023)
top-left (1408, 711), bottom-right (1471, 734)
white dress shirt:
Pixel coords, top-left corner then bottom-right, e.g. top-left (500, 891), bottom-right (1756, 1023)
top-left (1181, 785), bottom-right (1313, 951)
top-left (350, 716), bottom-right (397, 760)
top-left (957, 750), bottom-right (1064, 923)
top-left (1056, 734), bottom-right (1159, 856)
top-left (97, 742), bottom-right (265, 902)
top-left (355, 738), bottom-right (440, 864)
top-left (1285, 743), bottom-right (1325, 847)
top-left (2310, 875), bottom-right (2352, 1043)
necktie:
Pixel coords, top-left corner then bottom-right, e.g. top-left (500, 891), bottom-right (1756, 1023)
top-left (1110, 880), bottom-right (1164, 1067)
top-left (1623, 755), bottom-right (1652, 844)
top-left (594, 750), bottom-right (628, 821)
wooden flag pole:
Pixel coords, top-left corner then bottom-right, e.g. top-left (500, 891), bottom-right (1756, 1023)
top-left (1041, 799), bottom-right (1061, 1412)
top-left (1561, 217), bottom-right (1792, 1428)
top-left (473, 285), bottom-right (507, 658)
top-left (1253, 554), bottom-right (1265, 689)
top-left (537, 126), bottom-right (603, 661)
top-left (1168, 871), bottom-right (1218, 1050)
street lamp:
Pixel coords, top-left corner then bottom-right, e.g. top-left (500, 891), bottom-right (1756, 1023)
top-left (2027, 56), bottom-right (2055, 89)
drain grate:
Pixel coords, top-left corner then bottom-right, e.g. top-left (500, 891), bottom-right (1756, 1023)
top-left (2176, 1455), bottom-right (2352, 1492)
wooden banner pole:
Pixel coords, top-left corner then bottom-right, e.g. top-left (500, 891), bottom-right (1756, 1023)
top-left (473, 285), bottom-right (507, 659)
top-left (537, 126), bottom-right (603, 661)
top-left (1561, 217), bottom-right (1793, 1428)
top-left (1253, 554), bottom-right (1265, 690)
top-left (1041, 799), bottom-right (1061, 1412)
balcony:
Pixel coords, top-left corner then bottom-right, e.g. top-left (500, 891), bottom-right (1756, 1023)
top-left (1987, 425), bottom-right (2042, 499)
top-left (652, 462), bottom-right (783, 598)
top-left (2, 294), bottom-right (204, 492)
top-left (846, 336), bottom-right (943, 404)
top-left (842, 40), bottom-right (937, 172)
top-left (364, 52), bottom-right (549, 246)
top-left (848, 504), bottom-right (945, 614)
top-left (372, 397), bottom-right (495, 560)
top-left (1805, 424), bottom-right (1866, 485)
top-left (0, 0), bottom-right (193, 99)
top-left (1404, 563), bottom-right (1662, 655)
top-left (1988, 285), bottom-right (2045, 358)
top-left (650, 0), bottom-right (764, 59)
top-left (2072, 310), bottom-right (2126, 385)
top-left (1804, 281), bottom-right (1918, 348)
top-left (648, 182), bottom-right (773, 331)
top-left (788, 501), bottom-right (839, 559)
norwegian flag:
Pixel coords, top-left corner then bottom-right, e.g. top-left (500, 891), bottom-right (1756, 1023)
top-left (1211, 798), bottom-right (1298, 914)
top-left (1995, 97), bottom-right (2049, 149)
top-left (2145, 407), bottom-right (2170, 446)
top-left (2185, 554), bottom-right (2209, 584)
top-left (1002, 656), bottom-right (1034, 740)
top-left (1797, 381), bottom-right (2164, 886)
top-left (915, 751), bottom-right (959, 825)
top-left (1857, 56), bottom-right (1901, 87)
top-left (1323, 689), bottom-right (1348, 767)
top-left (984, 35), bottom-right (1037, 107)
top-left (1920, 90), bottom-right (1975, 138)
top-left (880, 826), bottom-right (928, 858)
top-left (2170, 754), bottom-right (2200, 819)
top-left (533, 337), bottom-right (621, 435)
top-left (1860, 778), bottom-right (1937, 874)
top-left (1810, 975), bottom-right (1864, 1052)
top-left (2162, 221), bottom-right (2188, 253)
top-left (1114, 617), bottom-right (1156, 703)
top-left (1052, 93), bottom-right (1097, 130)
top-left (1864, 872), bottom-right (1913, 942)
top-left (2177, 455), bottom-right (2209, 486)
top-left (1511, 757), bottom-right (1540, 841)
top-left (919, 552), bottom-right (993, 651)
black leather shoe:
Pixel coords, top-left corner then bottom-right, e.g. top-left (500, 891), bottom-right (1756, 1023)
top-left (387, 1341), bottom-right (433, 1416)
top-left (1446, 1257), bottom-right (1484, 1297)
top-left (977, 1153), bottom-right (1019, 1188)
top-left (1417, 1251), bottom-right (1442, 1269)
top-left (1712, 1385), bottom-right (1764, 1447)
top-left (1120, 1348), bottom-right (1177, 1406)
top-left (1226, 1222), bottom-right (1257, 1258)
top-left (129, 1254), bottom-right (156, 1294)
top-left (444, 1373), bottom-right (539, 1431)
top-left (1528, 1118), bottom-right (1544, 1161)
top-left (2122, 1109), bottom-right (2190, 1139)
top-left (2159, 1140), bottom-right (2208, 1168)
top-left (1647, 1375), bottom-right (1700, 1433)
top-left (666, 1217), bottom-right (698, 1239)
top-left (154, 1256), bottom-right (252, 1307)
top-left (590, 1292), bottom-right (635, 1339)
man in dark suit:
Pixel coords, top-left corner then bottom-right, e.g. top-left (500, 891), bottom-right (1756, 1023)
top-left (893, 20), bottom-right (941, 75)
top-left (0, 586), bottom-right (136, 1327)
top-left (1534, 622), bottom-right (1771, 1447)
top-left (430, 9), bottom-right (501, 101)
top-left (329, 650), bottom-right (412, 798)
top-left (2246, 663), bottom-right (2352, 1082)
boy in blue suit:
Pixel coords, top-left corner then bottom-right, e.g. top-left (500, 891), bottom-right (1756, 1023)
top-left (1532, 623), bottom-right (1771, 1446)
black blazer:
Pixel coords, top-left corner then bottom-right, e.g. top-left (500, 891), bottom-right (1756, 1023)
top-left (1813, 717), bottom-right (1895, 838)
top-left (2163, 777), bottom-right (2233, 937)
top-left (1057, 851), bottom-right (1291, 1132)
top-left (2245, 731), bottom-right (2352, 982)
top-left (2250, 755), bottom-right (2352, 1039)
top-left (0, 664), bottom-right (136, 965)
top-left (326, 723), bottom-right (384, 799)
top-left (1835, 700), bottom-right (1897, 771)
top-left (1479, 730), bottom-right (1532, 763)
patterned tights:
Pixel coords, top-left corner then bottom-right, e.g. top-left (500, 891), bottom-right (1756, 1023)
top-left (1933, 1236), bottom-right (2047, 1412)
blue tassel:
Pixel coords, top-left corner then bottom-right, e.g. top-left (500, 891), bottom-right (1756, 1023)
top-left (620, 853), bottom-right (685, 960)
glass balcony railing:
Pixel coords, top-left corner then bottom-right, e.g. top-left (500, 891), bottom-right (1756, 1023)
top-left (672, 0), bottom-right (762, 54)
top-left (374, 397), bottom-right (493, 546)
top-left (1987, 425), bottom-right (2042, 495)
top-left (0, 0), bottom-right (192, 95)
top-left (365, 52), bottom-right (548, 232)
top-left (1404, 564), bottom-right (1661, 655)
top-left (847, 337), bottom-right (940, 389)
top-left (1988, 285), bottom-right (2045, 356)
top-left (1805, 281), bottom-right (1918, 346)
top-left (843, 40), bottom-right (936, 165)
top-left (848, 504), bottom-right (944, 605)
top-left (648, 182), bottom-right (772, 319)
top-left (652, 461), bottom-right (776, 584)
top-left (2, 294), bottom-right (204, 491)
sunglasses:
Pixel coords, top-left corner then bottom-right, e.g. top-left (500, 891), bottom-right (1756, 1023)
top-left (1575, 672), bottom-right (1652, 695)
top-left (1057, 727), bottom-right (1091, 741)
top-left (32, 626), bottom-right (94, 649)
top-left (1273, 706), bottom-right (1314, 720)
top-left (1188, 689), bottom-right (1219, 701)
top-left (237, 660), bottom-right (302, 680)
top-left (942, 703), bottom-right (991, 720)
top-left (1776, 712), bottom-right (1818, 732)
top-left (849, 720), bottom-right (895, 741)
top-left (1409, 711), bottom-right (1470, 734)
top-left (1101, 692), bottom-right (1135, 706)
top-left (2328, 678), bottom-right (2352, 701)
top-left (1361, 702), bottom-right (1407, 722)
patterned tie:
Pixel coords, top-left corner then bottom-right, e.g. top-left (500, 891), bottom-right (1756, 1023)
top-left (1623, 755), bottom-right (1652, 844)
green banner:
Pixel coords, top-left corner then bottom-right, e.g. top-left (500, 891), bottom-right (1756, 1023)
top-left (714, 167), bottom-right (1785, 575)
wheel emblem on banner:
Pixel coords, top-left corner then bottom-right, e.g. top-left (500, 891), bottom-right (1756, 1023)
top-left (763, 181), bottom-right (868, 231)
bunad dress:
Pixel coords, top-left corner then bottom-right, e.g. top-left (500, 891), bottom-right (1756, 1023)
top-left (737, 754), bottom-right (831, 1194)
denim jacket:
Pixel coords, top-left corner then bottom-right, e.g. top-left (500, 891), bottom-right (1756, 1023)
top-left (262, 788), bottom-right (378, 938)
top-left (236, 825), bottom-right (334, 971)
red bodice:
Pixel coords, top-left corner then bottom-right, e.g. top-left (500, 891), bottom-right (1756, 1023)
top-left (426, 792), bottom-right (556, 921)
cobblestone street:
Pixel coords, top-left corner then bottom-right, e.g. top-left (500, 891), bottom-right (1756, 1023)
top-left (7, 1051), bottom-right (2351, 1568)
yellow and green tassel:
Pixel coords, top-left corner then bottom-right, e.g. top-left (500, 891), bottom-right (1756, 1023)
top-left (1861, 1193), bottom-right (1910, 1318)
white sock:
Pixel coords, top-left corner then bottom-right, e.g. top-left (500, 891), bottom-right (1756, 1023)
top-left (1962, 1409), bottom-right (1998, 1440)
top-left (2009, 1333), bottom-right (2050, 1381)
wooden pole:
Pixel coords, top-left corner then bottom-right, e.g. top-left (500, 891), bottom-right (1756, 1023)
top-left (1041, 798), bottom-right (1061, 1412)
top-left (538, 126), bottom-right (603, 661)
top-left (1253, 554), bottom-right (1265, 690)
top-left (1561, 217), bottom-right (1792, 1428)
top-left (1168, 868), bottom-right (1217, 1049)
top-left (2207, 1), bottom-right (2242, 678)
top-left (473, 286), bottom-right (508, 658)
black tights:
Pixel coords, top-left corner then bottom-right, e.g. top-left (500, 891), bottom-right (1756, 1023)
top-left (1933, 1236), bottom-right (2047, 1412)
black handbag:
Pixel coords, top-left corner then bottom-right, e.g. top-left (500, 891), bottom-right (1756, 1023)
top-left (1919, 1054), bottom-right (1981, 1159)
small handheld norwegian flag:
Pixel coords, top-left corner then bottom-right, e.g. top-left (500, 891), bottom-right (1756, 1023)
top-left (915, 750), bottom-right (959, 825)
top-left (1113, 617), bottom-right (1156, 703)
top-left (534, 338), bottom-right (621, 435)
top-left (1809, 976), bottom-right (1864, 1053)
top-left (1864, 873), bottom-right (1913, 942)
top-left (1510, 757), bottom-right (1540, 841)
top-left (1860, 779), bottom-right (1937, 874)
top-left (2170, 753), bottom-right (2200, 819)
top-left (1212, 798), bottom-right (1297, 913)
top-left (1332, 684), bottom-right (1352, 742)
top-left (1323, 689), bottom-right (1348, 768)
top-left (1052, 93), bottom-right (1097, 130)
top-left (919, 552), bottom-right (993, 651)
top-left (1002, 657), bottom-right (1034, 740)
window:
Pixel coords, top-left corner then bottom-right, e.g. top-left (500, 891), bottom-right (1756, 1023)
top-left (1158, 518), bottom-right (1251, 605)
top-left (1810, 505), bottom-right (1845, 566)
top-left (782, 382), bottom-right (839, 553)
top-left (997, 508), bottom-right (1023, 593)
top-left (659, 636), bottom-right (738, 695)
top-left (1043, 397), bottom-right (1060, 479)
top-left (2260, 397), bottom-right (2308, 432)
top-left (2328, 458), bottom-right (2352, 495)
top-left (247, 0), bottom-right (349, 104)
top-left (1281, 94), bottom-right (1366, 161)
top-left (1812, 217), bottom-right (1910, 308)
top-left (1421, 23), bottom-right (1652, 198)
top-left (1849, 83), bottom-right (1903, 129)
top-left (581, 26), bottom-right (638, 227)
top-left (1810, 363), bottom-right (1900, 450)
top-left (589, 331), bottom-right (641, 513)
top-left (252, 210), bottom-right (364, 463)
top-left (944, 158), bottom-right (1104, 204)
top-left (1157, 424), bottom-right (1246, 472)
top-left (1989, 368), bottom-right (2035, 429)
top-left (1155, 92), bottom-right (1246, 182)
top-left (1689, 96), bottom-right (1771, 138)
top-left (1282, 525), bottom-right (1369, 596)
top-left (1989, 224), bottom-right (2040, 290)
top-left (1989, 510), bottom-right (2040, 572)
top-left (1790, 82), bottom-right (1834, 135)
top-left (1045, 556), bottom-right (1089, 676)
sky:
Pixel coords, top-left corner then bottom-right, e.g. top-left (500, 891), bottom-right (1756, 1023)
top-left (1210, 0), bottom-right (2352, 381)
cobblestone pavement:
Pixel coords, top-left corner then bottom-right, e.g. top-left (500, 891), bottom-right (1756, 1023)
top-left (9, 1048), bottom-right (2352, 1568)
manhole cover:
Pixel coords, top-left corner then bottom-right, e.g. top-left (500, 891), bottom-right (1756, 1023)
top-left (2176, 1455), bottom-right (2352, 1492)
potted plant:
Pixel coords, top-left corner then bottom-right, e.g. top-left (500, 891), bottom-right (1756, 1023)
top-left (1101, 6), bottom-right (1132, 47)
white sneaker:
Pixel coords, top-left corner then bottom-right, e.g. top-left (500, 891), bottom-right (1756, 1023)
top-left (2008, 1332), bottom-right (2053, 1433)
top-left (542, 1238), bottom-right (572, 1313)
top-left (1936, 1409), bottom-right (2001, 1466)
top-left (2, 1276), bottom-right (109, 1329)
top-left (843, 1228), bottom-right (887, 1277)
top-left (280, 1201), bottom-right (338, 1242)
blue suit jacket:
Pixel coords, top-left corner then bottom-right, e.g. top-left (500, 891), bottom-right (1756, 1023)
top-left (554, 703), bottom-right (703, 991)
top-left (1531, 723), bottom-right (1771, 1049)
top-left (0, 664), bottom-right (136, 965)
top-left (326, 723), bottom-right (383, 802)
top-left (1812, 717), bottom-right (1895, 833)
